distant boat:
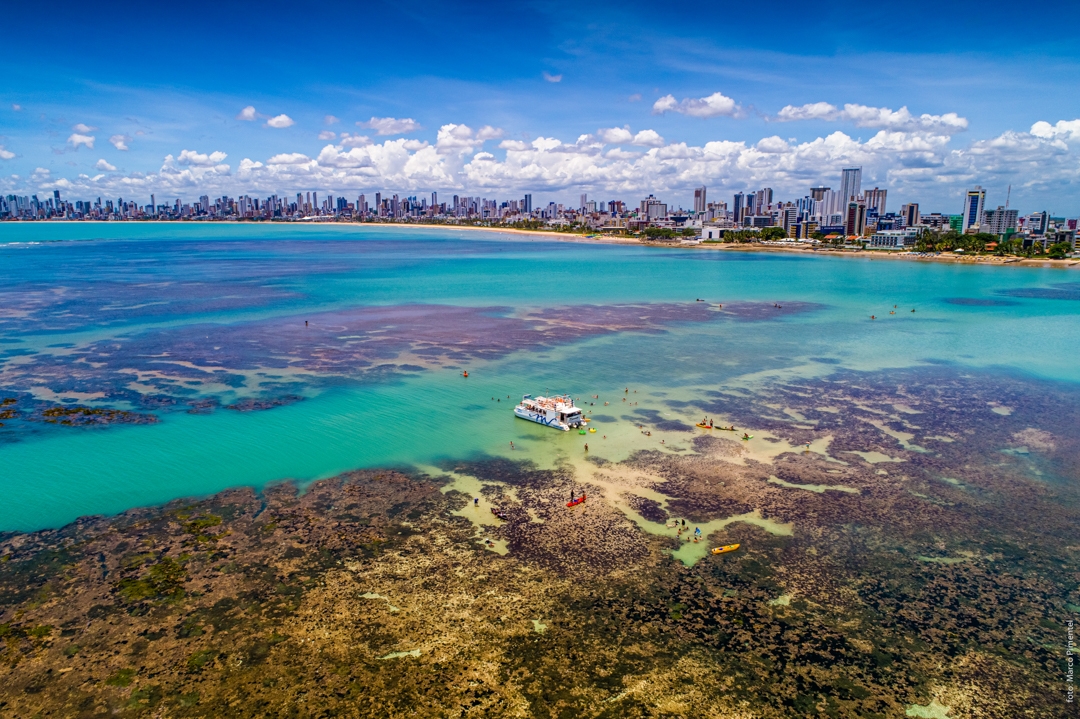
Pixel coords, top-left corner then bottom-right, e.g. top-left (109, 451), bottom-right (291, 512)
top-left (514, 394), bottom-right (584, 431)
top-left (567, 493), bottom-right (587, 508)
top-left (711, 543), bottom-right (740, 555)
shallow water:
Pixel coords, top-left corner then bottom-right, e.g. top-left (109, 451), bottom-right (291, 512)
top-left (2, 223), bottom-right (1079, 531)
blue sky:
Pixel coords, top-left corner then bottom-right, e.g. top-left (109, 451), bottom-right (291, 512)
top-left (3, 0), bottom-right (1080, 213)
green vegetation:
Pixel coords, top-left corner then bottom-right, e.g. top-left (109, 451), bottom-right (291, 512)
top-left (105, 668), bottom-right (136, 686)
top-left (115, 556), bottom-right (187, 603)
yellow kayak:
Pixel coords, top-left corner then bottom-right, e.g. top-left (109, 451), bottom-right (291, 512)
top-left (711, 543), bottom-right (741, 555)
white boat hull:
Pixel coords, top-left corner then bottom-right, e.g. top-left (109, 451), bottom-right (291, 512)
top-left (514, 406), bottom-right (572, 431)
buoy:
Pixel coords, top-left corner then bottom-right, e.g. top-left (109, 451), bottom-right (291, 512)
top-left (589, 428), bottom-right (596, 433)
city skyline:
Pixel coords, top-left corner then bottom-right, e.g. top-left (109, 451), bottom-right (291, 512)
top-left (3, 0), bottom-right (1080, 212)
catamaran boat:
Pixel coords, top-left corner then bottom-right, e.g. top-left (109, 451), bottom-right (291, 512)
top-left (514, 394), bottom-right (584, 431)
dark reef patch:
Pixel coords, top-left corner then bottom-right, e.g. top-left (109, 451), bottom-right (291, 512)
top-left (997, 282), bottom-right (1080, 301)
top-left (943, 297), bottom-right (1021, 306)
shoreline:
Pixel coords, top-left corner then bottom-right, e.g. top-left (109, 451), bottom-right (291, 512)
top-left (4, 218), bottom-right (1077, 268)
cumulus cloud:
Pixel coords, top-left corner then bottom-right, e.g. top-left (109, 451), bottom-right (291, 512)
top-left (0, 146), bottom-right (15, 160)
top-left (339, 133), bottom-right (372, 148)
top-left (653, 91), bottom-right (740, 118)
top-left (237, 106), bottom-right (257, 121)
top-left (1031, 119), bottom-right (1080, 142)
top-left (177, 149), bottom-right (228, 166)
top-left (318, 130), bottom-right (337, 140)
top-left (94, 158), bottom-right (116, 171)
top-left (67, 133), bottom-right (95, 149)
top-left (73, 123), bottom-right (98, 133)
top-left (19, 117), bottom-right (1080, 217)
top-left (543, 72), bottom-right (563, 83)
top-left (265, 114), bottom-right (295, 129)
top-left (324, 115), bottom-right (340, 125)
top-left (358, 116), bottom-right (422, 136)
top-left (775, 103), bottom-right (968, 133)
top-left (434, 123), bottom-right (502, 153)
top-left (12, 104), bottom-right (22, 111)
top-left (632, 129), bottom-right (665, 147)
top-left (109, 134), bottom-right (131, 151)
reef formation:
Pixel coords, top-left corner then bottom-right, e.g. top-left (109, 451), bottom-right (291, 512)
top-left (0, 365), bottom-right (1076, 718)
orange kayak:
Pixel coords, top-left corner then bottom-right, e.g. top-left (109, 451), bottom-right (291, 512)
top-left (711, 543), bottom-right (740, 555)
top-left (567, 494), bottom-right (587, 508)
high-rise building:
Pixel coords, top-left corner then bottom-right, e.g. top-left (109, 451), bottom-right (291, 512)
top-left (810, 186), bottom-right (830, 202)
top-left (523, 194), bottom-right (532, 214)
top-left (580, 193), bottom-right (588, 213)
top-left (1025, 211), bottom-right (1048, 235)
top-left (901, 203), bottom-right (920, 227)
top-left (693, 186), bottom-right (707, 214)
top-left (845, 201), bottom-right (867, 237)
top-left (840, 168), bottom-right (862, 202)
top-left (962, 186), bottom-right (986, 232)
top-left (733, 193), bottom-right (745, 223)
top-left (863, 187), bottom-right (887, 215)
top-left (982, 206), bottom-right (1018, 235)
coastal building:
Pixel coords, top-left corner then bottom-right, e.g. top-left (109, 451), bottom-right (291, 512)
top-left (982, 206), bottom-right (1018, 236)
top-left (1024, 211), bottom-right (1048, 234)
top-left (845, 200), bottom-right (867, 237)
top-left (901, 203), bottom-right (919, 227)
top-left (840, 168), bottom-right (862, 203)
top-left (962, 186), bottom-right (986, 232)
top-left (864, 187), bottom-right (887, 215)
top-left (869, 228), bottom-right (921, 248)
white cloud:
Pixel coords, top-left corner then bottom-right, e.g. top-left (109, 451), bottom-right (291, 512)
top-left (776, 102), bottom-right (839, 122)
top-left (11, 104), bottom-right (22, 111)
top-left (632, 129), bottom-right (665, 147)
top-left (358, 116), bottom-right (422, 136)
top-left (1031, 119), bottom-right (1080, 142)
top-left (628, 94), bottom-right (642, 102)
top-left (67, 133), bottom-right (95, 149)
top-left (434, 123), bottom-right (502, 153)
top-left (237, 106), bottom-right (257, 121)
top-left (73, 123), bottom-right (98, 133)
top-left (339, 133), bottom-right (372, 148)
top-left (177, 149), bottom-right (228, 166)
top-left (267, 152), bottom-right (312, 165)
top-left (94, 159), bottom-right (116, 171)
top-left (265, 114), bottom-right (295, 129)
top-left (543, 72), bottom-right (563, 83)
top-left (775, 103), bottom-right (968, 133)
top-left (109, 134), bottom-right (131, 151)
top-left (653, 91), bottom-right (740, 118)
top-left (318, 130), bottom-right (337, 140)
top-left (20, 117), bottom-right (1080, 216)
top-left (324, 115), bottom-right (340, 125)
top-left (597, 127), bottom-right (634, 144)
top-left (0, 146), bottom-right (14, 160)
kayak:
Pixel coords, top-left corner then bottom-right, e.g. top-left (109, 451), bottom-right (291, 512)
top-left (711, 543), bottom-right (741, 555)
top-left (588, 428), bottom-right (596, 433)
top-left (578, 429), bottom-right (587, 434)
top-left (695, 423), bottom-right (713, 429)
top-left (567, 494), bottom-right (587, 508)
top-left (741, 435), bottom-right (754, 441)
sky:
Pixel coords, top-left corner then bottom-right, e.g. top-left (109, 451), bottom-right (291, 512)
top-left (2, 0), bottom-right (1080, 214)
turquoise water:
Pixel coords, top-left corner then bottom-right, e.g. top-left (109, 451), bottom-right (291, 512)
top-left (2, 223), bottom-right (1078, 531)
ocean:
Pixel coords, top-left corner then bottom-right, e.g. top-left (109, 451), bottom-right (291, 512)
top-left (2, 222), bottom-right (1078, 531)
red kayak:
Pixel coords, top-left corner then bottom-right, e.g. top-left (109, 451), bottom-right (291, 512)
top-left (567, 494), bottom-right (587, 508)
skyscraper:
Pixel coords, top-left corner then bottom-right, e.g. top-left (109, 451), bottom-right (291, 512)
top-left (982, 206), bottom-right (1018, 235)
top-left (810, 186), bottom-right (830, 202)
top-left (840, 168), bottom-right (862, 202)
top-left (900, 203), bottom-right (919, 227)
top-left (962, 187), bottom-right (986, 232)
top-left (693, 186), bottom-right (707, 214)
top-left (863, 187), bottom-right (886, 215)
top-left (523, 194), bottom-right (532, 214)
top-left (845, 200), bottom-right (867, 237)
top-left (733, 193), bottom-right (745, 223)
top-left (580, 193), bottom-right (588, 213)
top-left (431, 191), bottom-right (437, 209)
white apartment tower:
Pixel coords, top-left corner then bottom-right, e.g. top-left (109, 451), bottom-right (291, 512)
top-left (840, 168), bottom-right (862, 203)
